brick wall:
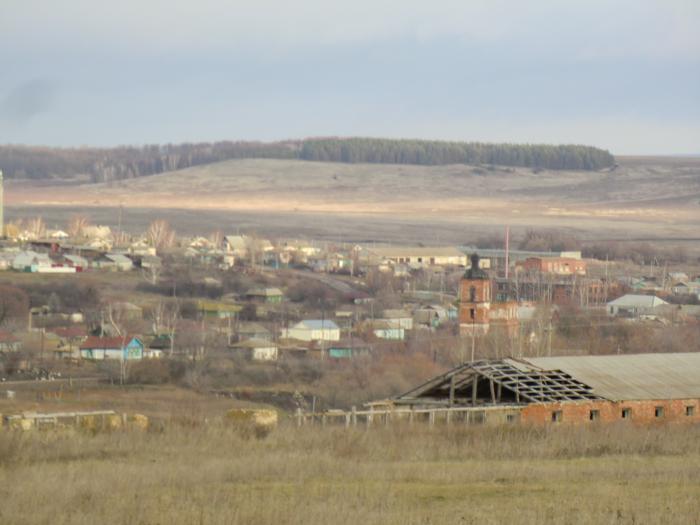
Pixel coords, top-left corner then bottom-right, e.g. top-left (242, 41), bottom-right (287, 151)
top-left (521, 399), bottom-right (700, 426)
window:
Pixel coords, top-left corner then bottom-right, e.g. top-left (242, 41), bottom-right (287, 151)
top-left (469, 286), bottom-right (476, 302)
top-left (686, 406), bottom-right (695, 417)
top-left (551, 410), bottom-right (562, 423)
top-left (589, 410), bottom-right (600, 421)
top-left (655, 406), bottom-right (664, 418)
top-left (470, 308), bottom-right (475, 320)
top-left (621, 408), bottom-right (631, 419)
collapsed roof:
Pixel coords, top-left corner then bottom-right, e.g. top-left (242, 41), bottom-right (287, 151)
top-left (394, 353), bottom-right (700, 406)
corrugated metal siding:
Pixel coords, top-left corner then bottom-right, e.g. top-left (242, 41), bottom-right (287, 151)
top-left (509, 353), bottom-right (700, 401)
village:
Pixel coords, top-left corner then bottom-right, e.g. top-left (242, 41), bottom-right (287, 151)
top-left (0, 210), bottom-right (698, 428)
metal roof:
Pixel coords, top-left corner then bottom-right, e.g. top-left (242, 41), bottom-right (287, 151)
top-left (607, 294), bottom-right (668, 308)
top-left (297, 320), bottom-right (339, 330)
top-left (513, 353), bottom-right (700, 401)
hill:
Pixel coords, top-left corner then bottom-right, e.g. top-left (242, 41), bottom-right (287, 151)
top-left (5, 157), bottom-right (699, 243)
top-left (0, 138), bottom-right (614, 182)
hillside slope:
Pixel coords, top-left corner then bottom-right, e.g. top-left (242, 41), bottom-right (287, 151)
top-left (5, 157), bottom-right (699, 240)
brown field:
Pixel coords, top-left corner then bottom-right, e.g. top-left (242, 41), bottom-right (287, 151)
top-left (1, 420), bottom-right (699, 524)
top-left (6, 156), bottom-right (700, 246)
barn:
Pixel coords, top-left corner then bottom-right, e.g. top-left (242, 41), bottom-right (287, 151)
top-left (388, 353), bottom-right (700, 426)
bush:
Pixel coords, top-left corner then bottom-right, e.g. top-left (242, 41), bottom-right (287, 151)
top-left (128, 359), bottom-right (186, 385)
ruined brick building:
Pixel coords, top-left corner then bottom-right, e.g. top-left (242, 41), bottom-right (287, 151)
top-left (392, 352), bottom-right (700, 426)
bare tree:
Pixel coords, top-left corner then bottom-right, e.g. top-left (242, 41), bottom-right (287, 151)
top-left (209, 230), bottom-right (223, 248)
top-left (26, 216), bottom-right (46, 239)
top-left (68, 214), bottom-right (90, 238)
top-left (149, 300), bottom-right (180, 356)
top-left (146, 219), bottom-right (176, 253)
top-left (142, 264), bottom-right (162, 286)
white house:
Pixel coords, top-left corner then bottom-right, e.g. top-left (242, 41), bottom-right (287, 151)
top-left (12, 251), bottom-right (53, 272)
top-left (223, 235), bottom-right (249, 256)
top-left (382, 309), bottom-right (413, 330)
top-left (233, 338), bottom-right (279, 361)
top-left (362, 245), bottom-right (467, 268)
top-left (282, 320), bottom-right (340, 342)
top-left (607, 294), bottom-right (669, 317)
top-left (368, 320), bottom-right (405, 340)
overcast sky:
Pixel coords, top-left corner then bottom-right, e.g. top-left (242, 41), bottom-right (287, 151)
top-left (1, 0), bottom-right (698, 154)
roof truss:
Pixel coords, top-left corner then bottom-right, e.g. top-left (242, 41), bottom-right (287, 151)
top-left (394, 359), bottom-right (605, 406)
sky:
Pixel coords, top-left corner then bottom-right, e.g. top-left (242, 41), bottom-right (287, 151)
top-left (0, 0), bottom-right (698, 154)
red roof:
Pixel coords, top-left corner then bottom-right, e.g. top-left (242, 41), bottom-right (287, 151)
top-left (79, 335), bottom-right (140, 350)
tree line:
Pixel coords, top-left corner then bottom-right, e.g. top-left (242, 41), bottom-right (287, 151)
top-left (299, 138), bottom-right (615, 170)
top-left (0, 138), bottom-right (614, 182)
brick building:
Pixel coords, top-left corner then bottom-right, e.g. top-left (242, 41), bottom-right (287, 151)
top-left (517, 256), bottom-right (587, 276)
top-left (391, 352), bottom-right (700, 426)
top-left (459, 254), bottom-right (518, 336)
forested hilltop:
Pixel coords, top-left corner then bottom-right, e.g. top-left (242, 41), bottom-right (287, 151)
top-left (0, 138), bottom-right (614, 182)
top-left (300, 138), bottom-right (615, 170)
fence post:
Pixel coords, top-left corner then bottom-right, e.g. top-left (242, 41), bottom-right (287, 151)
top-left (296, 408), bottom-right (303, 427)
top-left (351, 406), bottom-right (357, 427)
top-left (429, 410), bottom-right (435, 426)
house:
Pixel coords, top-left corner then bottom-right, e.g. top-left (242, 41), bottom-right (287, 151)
top-left (105, 253), bottom-right (134, 271)
top-left (668, 272), bottom-right (689, 283)
top-left (0, 331), bottom-right (22, 352)
top-left (607, 294), bottom-right (669, 317)
top-left (246, 287), bottom-right (284, 303)
top-left (517, 257), bottom-right (587, 276)
top-left (48, 326), bottom-right (88, 359)
top-left (367, 320), bottom-right (405, 340)
top-left (79, 336), bottom-right (145, 360)
top-left (236, 322), bottom-right (272, 342)
top-left (223, 235), bottom-right (249, 256)
top-left (327, 339), bottom-right (371, 359)
top-left (414, 305), bottom-right (450, 328)
top-left (128, 239), bottom-right (157, 256)
top-left (232, 338), bottom-right (279, 361)
top-left (282, 320), bottom-right (340, 342)
top-left (92, 253), bottom-right (133, 271)
top-left (362, 245), bottom-right (467, 267)
top-left (147, 334), bottom-right (173, 355)
top-left (388, 353), bottom-right (700, 427)
top-left (49, 230), bottom-right (70, 240)
top-left (197, 300), bottom-right (241, 319)
top-left (12, 251), bottom-right (52, 272)
top-left (671, 282), bottom-right (700, 299)
top-left (382, 309), bottom-right (413, 330)
top-left (63, 254), bottom-right (89, 271)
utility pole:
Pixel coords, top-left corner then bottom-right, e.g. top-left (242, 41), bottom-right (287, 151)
top-left (470, 316), bottom-right (476, 362)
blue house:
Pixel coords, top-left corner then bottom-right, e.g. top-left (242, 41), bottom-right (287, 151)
top-left (79, 336), bottom-right (145, 360)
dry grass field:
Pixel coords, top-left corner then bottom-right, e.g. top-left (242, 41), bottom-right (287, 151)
top-left (1, 423), bottom-right (699, 525)
top-left (6, 156), bottom-right (700, 245)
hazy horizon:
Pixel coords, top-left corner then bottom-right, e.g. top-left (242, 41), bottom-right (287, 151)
top-left (1, 0), bottom-right (698, 155)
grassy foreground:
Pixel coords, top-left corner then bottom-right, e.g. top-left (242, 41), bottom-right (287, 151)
top-left (1, 423), bottom-right (699, 524)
